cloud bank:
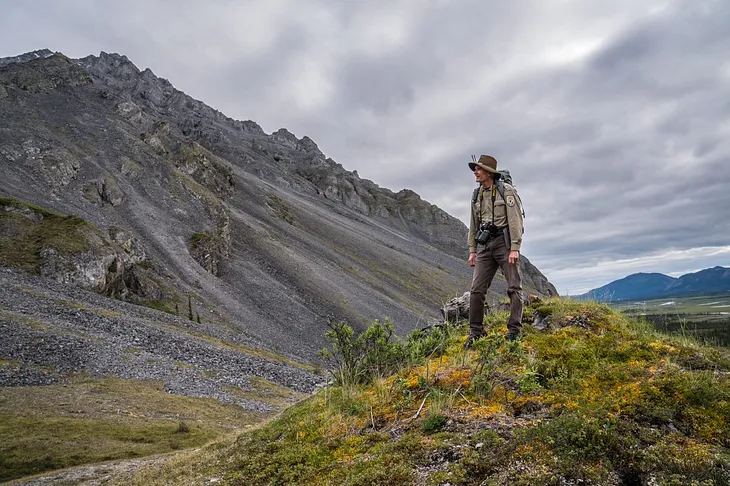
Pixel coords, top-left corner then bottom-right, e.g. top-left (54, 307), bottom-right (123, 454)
top-left (2, 0), bottom-right (728, 293)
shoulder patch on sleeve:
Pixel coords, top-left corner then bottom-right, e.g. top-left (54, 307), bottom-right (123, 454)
top-left (506, 195), bottom-right (516, 207)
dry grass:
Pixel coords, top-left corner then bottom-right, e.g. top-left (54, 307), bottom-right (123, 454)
top-left (0, 377), bottom-right (284, 482)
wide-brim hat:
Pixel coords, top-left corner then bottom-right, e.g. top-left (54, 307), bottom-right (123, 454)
top-left (468, 154), bottom-right (499, 174)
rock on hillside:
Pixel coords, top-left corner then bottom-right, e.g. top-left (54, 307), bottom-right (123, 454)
top-left (0, 50), bottom-right (557, 364)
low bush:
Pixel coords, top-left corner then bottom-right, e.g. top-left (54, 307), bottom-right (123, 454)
top-left (319, 319), bottom-right (408, 386)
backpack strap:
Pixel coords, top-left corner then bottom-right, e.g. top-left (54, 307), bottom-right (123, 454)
top-left (495, 180), bottom-right (505, 204)
top-left (471, 187), bottom-right (480, 241)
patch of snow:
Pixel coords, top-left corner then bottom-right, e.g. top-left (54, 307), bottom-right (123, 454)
top-left (659, 301), bottom-right (675, 306)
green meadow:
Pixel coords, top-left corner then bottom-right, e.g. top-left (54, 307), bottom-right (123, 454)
top-left (612, 292), bottom-right (730, 347)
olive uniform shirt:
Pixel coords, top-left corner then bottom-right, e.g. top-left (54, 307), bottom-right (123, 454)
top-left (468, 182), bottom-right (523, 254)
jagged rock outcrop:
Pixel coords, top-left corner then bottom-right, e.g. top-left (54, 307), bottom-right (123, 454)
top-left (76, 53), bottom-right (472, 256)
top-left (0, 52), bottom-right (91, 93)
top-left (442, 292), bottom-right (471, 322)
top-left (0, 49), bottom-right (56, 68)
top-left (83, 174), bottom-right (125, 206)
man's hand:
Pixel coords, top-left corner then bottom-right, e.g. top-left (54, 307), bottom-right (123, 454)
top-left (468, 252), bottom-right (476, 267)
top-left (509, 250), bottom-right (520, 265)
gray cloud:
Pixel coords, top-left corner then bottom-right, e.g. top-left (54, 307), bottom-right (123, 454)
top-left (1, 0), bottom-right (728, 294)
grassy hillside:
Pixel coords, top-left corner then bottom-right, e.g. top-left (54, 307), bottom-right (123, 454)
top-left (112, 298), bottom-right (730, 485)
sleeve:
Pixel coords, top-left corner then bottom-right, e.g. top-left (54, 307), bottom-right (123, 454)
top-left (504, 184), bottom-right (523, 252)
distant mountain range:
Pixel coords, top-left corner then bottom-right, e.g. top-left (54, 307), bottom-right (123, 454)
top-left (579, 266), bottom-right (730, 301)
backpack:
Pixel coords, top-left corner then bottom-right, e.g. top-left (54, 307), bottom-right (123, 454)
top-left (471, 170), bottom-right (526, 219)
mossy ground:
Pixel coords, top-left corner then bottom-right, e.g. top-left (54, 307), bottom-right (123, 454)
top-left (118, 298), bottom-right (730, 485)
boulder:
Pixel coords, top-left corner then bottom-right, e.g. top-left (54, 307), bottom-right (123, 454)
top-left (442, 292), bottom-right (471, 322)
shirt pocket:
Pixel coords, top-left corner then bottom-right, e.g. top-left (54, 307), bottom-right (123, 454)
top-left (493, 199), bottom-right (507, 221)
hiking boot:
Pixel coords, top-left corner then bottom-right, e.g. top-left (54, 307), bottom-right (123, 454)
top-left (505, 332), bottom-right (522, 342)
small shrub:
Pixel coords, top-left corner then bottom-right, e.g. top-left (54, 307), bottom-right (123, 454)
top-left (472, 429), bottom-right (505, 448)
top-left (421, 413), bottom-right (447, 433)
top-left (319, 319), bottom-right (408, 386)
top-left (516, 369), bottom-right (542, 394)
top-left (189, 232), bottom-right (212, 247)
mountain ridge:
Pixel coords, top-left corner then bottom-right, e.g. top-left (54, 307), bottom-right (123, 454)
top-left (1, 49), bottom-right (556, 363)
top-left (579, 266), bottom-right (730, 301)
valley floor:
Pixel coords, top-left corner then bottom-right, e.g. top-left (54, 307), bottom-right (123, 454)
top-left (0, 267), bottom-right (320, 483)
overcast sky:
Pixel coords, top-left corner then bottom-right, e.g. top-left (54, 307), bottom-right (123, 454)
top-left (2, 0), bottom-right (729, 294)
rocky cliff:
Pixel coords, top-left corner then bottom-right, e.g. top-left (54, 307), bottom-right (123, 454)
top-left (0, 50), bottom-right (556, 365)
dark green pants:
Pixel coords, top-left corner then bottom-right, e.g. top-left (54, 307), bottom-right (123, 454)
top-left (469, 235), bottom-right (523, 336)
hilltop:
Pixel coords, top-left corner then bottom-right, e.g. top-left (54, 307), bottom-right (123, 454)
top-left (54, 297), bottom-right (730, 486)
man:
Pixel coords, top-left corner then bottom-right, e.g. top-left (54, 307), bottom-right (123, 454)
top-left (465, 155), bottom-right (524, 346)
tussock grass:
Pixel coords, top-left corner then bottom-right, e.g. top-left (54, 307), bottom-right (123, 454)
top-left (119, 298), bottom-right (730, 485)
top-left (0, 308), bottom-right (49, 330)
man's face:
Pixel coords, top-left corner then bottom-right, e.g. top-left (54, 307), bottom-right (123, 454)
top-left (473, 166), bottom-right (492, 185)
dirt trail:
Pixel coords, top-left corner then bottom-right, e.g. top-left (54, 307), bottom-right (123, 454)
top-left (4, 455), bottom-right (174, 486)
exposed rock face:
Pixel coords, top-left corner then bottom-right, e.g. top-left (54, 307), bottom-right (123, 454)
top-left (189, 221), bottom-right (230, 277)
top-left (171, 141), bottom-right (235, 199)
top-left (0, 49), bottom-right (56, 68)
top-left (83, 175), bottom-right (125, 206)
top-left (108, 226), bottom-right (146, 264)
top-left (20, 142), bottom-right (81, 189)
top-left (77, 52), bottom-right (472, 258)
top-left (0, 198), bottom-right (166, 301)
top-left (0, 50), bottom-right (557, 363)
